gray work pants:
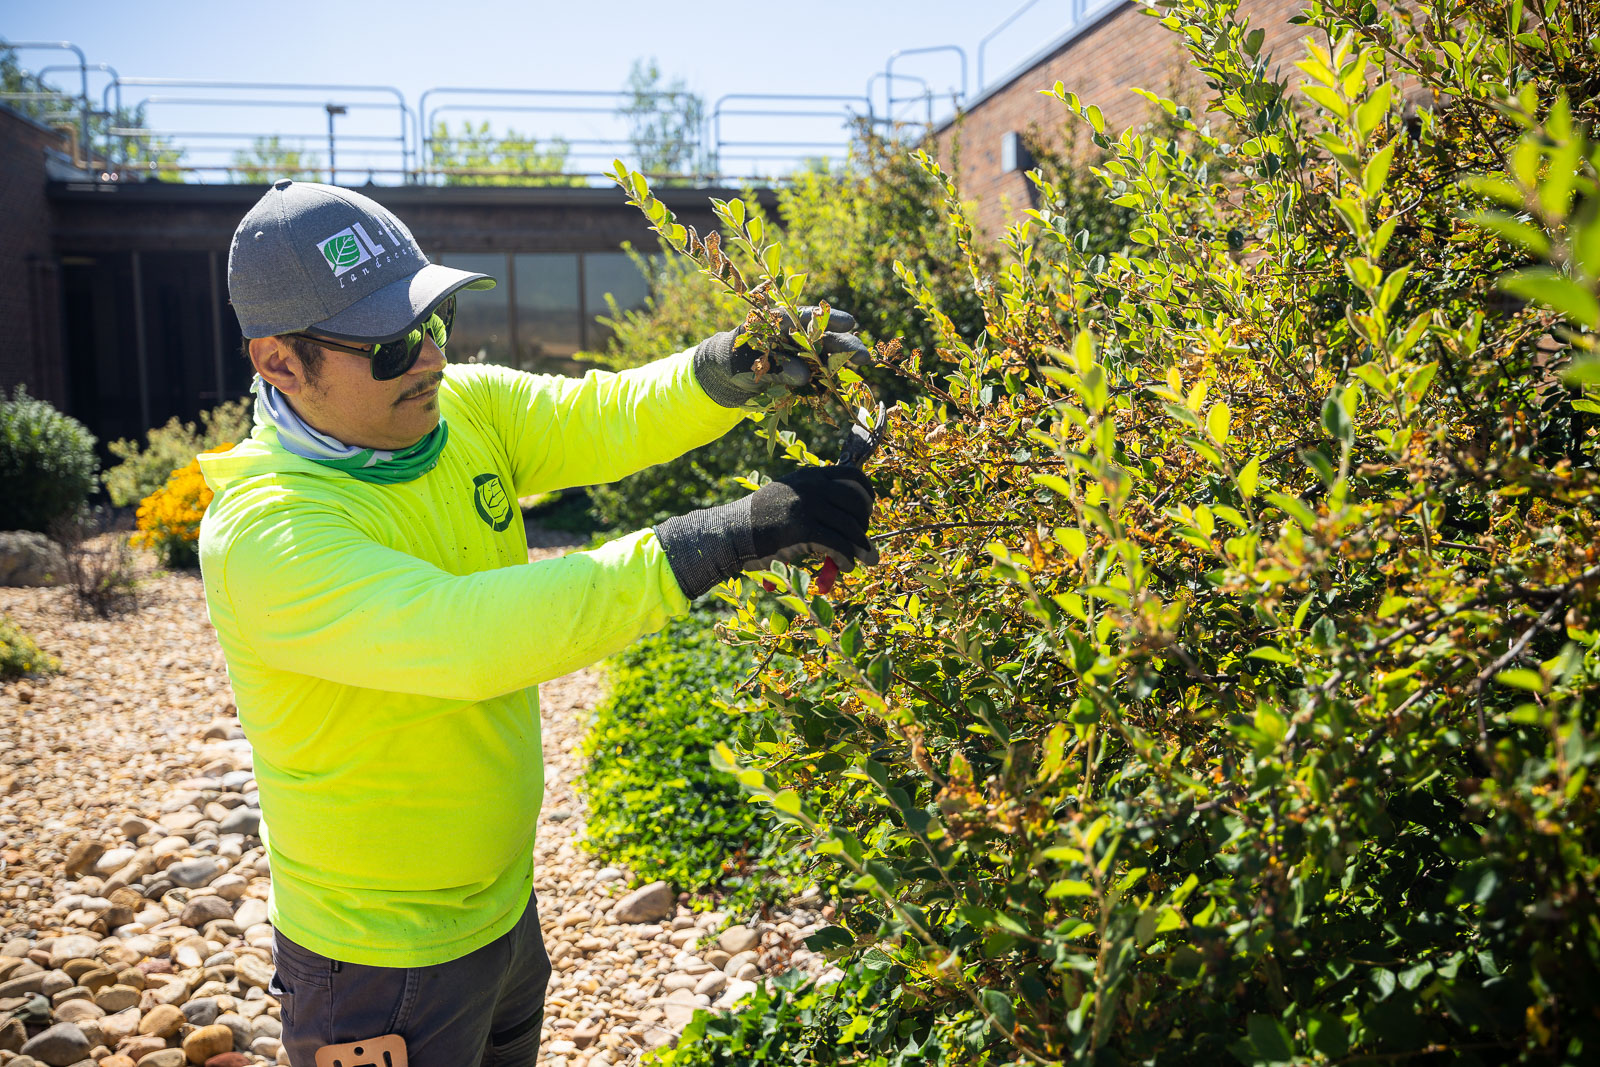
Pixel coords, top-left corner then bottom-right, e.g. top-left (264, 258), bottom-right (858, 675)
top-left (269, 887), bottom-right (551, 1067)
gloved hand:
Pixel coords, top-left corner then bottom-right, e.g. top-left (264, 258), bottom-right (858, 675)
top-left (653, 466), bottom-right (879, 599)
top-left (693, 306), bottom-right (872, 408)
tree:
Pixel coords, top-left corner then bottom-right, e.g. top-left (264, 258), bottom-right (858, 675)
top-left (428, 120), bottom-right (582, 186)
top-left (230, 135), bottom-right (322, 184)
top-left (617, 57), bottom-right (711, 181)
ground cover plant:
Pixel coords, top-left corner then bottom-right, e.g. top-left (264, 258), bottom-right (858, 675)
top-left (579, 611), bottom-right (808, 909)
top-left (0, 615), bottom-right (58, 680)
top-left (623, 0), bottom-right (1600, 1062)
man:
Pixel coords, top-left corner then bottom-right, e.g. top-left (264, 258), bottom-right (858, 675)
top-left (198, 180), bottom-right (878, 1066)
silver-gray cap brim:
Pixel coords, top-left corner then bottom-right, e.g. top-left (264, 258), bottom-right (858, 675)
top-left (311, 262), bottom-right (497, 343)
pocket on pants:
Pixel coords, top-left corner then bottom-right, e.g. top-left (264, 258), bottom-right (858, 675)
top-left (483, 1014), bottom-right (542, 1067)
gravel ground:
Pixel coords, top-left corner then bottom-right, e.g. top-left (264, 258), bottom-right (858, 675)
top-left (0, 533), bottom-right (836, 1067)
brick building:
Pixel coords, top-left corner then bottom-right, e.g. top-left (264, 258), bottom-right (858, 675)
top-left (0, 106), bottom-right (73, 413)
top-left (934, 0), bottom-right (1311, 238)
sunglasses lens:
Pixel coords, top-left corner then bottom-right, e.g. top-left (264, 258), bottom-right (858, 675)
top-left (371, 338), bottom-right (418, 381)
top-left (367, 296), bottom-right (456, 380)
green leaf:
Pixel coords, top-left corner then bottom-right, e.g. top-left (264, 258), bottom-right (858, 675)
top-left (1046, 879), bottom-right (1095, 898)
top-left (1266, 492), bottom-right (1318, 531)
top-left (1495, 668), bottom-right (1547, 692)
top-left (1471, 212), bottom-right (1552, 257)
top-left (982, 990), bottom-right (1016, 1034)
top-left (1247, 646), bottom-right (1296, 664)
top-left (1322, 393), bottom-right (1355, 444)
top-left (771, 789), bottom-right (804, 816)
top-left (1207, 402), bottom-right (1231, 444)
top-left (1238, 455), bottom-right (1261, 498)
top-left (1246, 1015), bottom-right (1294, 1063)
top-left (1502, 268), bottom-right (1600, 329)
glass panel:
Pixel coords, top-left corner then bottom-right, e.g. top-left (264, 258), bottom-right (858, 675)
top-left (583, 252), bottom-right (655, 353)
top-left (436, 253), bottom-right (511, 367)
top-left (512, 253), bottom-right (581, 374)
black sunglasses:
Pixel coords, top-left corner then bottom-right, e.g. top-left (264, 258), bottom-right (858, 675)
top-left (294, 295), bottom-right (456, 381)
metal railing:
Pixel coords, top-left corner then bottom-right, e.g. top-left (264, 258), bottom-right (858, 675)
top-left (4, 9), bottom-right (1127, 189)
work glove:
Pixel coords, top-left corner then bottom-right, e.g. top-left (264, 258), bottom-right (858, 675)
top-left (653, 466), bottom-right (880, 599)
top-left (693, 306), bottom-right (872, 408)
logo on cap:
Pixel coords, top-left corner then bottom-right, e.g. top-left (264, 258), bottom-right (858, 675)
top-left (316, 223), bottom-right (389, 275)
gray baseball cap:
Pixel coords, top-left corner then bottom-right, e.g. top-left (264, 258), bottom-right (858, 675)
top-left (227, 179), bottom-right (496, 341)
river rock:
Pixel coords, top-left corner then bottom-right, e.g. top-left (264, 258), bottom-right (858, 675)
top-left (716, 924), bottom-right (759, 955)
top-left (183, 996), bottom-right (220, 1027)
top-left (95, 985), bottom-right (141, 1013)
top-left (611, 881), bottom-right (674, 923)
top-left (722, 950), bottom-right (757, 976)
top-left (47, 935), bottom-right (101, 969)
top-left (53, 996), bottom-right (104, 1024)
top-left (138, 1002), bottom-right (185, 1038)
top-left (19, 1022), bottom-right (91, 1066)
top-left (216, 808), bottom-right (260, 837)
top-left (232, 900), bottom-right (268, 929)
top-left (180, 896), bottom-right (233, 929)
top-left (165, 858), bottom-right (223, 890)
top-left (232, 954), bottom-right (273, 991)
top-left (116, 1035), bottom-right (167, 1062)
top-left (98, 1006), bottom-right (141, 1042)
top-left (182, 1024), bottom-right (234, 1063)
top-left (215, 1012), bottom-right (250, 1048)
top-left (203, 1054), bottom-right (252, 1067)
top-left (141, 1049), bottom-right (187, 1067)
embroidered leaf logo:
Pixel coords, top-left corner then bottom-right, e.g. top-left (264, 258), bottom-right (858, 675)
top-left (320, 233), bottom-right (362, 271)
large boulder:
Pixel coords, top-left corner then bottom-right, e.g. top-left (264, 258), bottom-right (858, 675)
top-left (0, 532), bottom-right (66, 587)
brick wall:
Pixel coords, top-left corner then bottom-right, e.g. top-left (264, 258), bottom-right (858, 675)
top-left (935, 0), bottom-right (1311, 238)
top-left (0, 105), bottom-right (70, 408)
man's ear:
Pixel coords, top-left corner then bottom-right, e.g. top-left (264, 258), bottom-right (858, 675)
top-left (250, 336), bottom-right (311, 395)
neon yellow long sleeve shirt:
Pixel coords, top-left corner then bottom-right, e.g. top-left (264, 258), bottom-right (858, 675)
top-left (197, 349), bottom-right (742, 966)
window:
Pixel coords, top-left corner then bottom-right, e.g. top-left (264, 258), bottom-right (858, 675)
top-left (434, 250), bottom-right (657, 373)
top-left (513, 253), bottom-right (581, 371)
top-left (583, 252), bottom-right (654, 353)
top-left (437, 253), bottom-right (511, 366)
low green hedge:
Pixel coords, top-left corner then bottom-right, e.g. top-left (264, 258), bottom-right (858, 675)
top-left (648, 952), bottom-right (949, 1066)
top-left (578, 610), bottom-right (805, 905)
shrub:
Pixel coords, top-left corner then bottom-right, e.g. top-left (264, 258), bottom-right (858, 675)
top-left (104, 397), bottom-right (251, 508)
top-left (0, 386), bottom-right (97, 533)
top-left (132, 449), bottom-right (229, 568)
top-left (0, 615), bottom-right (58, 680)
top-left (579, 611), bottom-right (807, 908)
top-left (622, 0), bottom-right (1600, 1062)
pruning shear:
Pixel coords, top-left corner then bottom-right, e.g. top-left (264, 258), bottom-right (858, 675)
top-left (814, 401), bottom-right (888, 594)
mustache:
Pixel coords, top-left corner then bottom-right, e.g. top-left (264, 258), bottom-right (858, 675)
top-left (397, 373), bottom-right (445, 402)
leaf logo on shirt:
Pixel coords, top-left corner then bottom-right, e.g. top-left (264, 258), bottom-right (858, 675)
top-left (473, 472), bottom-right (513, 532)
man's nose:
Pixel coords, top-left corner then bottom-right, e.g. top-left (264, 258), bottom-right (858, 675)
top-left (413, 334), bottom-right (447, 373)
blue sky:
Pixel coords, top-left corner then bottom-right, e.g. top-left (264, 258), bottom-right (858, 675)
top-left (5, 0), bottom-right (1093, 180)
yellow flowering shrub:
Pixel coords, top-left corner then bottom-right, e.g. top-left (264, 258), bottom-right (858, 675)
top-left (133, 445), bottom-right (232, 567)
